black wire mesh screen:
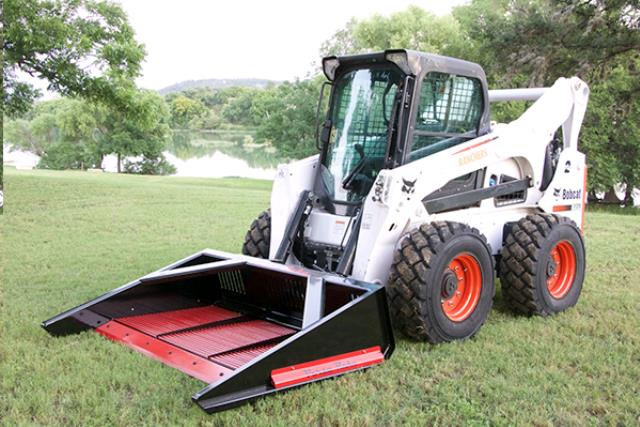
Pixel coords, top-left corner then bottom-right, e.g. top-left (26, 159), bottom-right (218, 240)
top-left (330, 70), bottom-right (399, 173)
top-left (410, 72), bottom-right (483, 161)
top-left (416, 72), bottom-right (483, 134)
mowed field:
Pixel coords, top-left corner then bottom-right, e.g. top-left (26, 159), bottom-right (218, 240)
top-left (1, 167), bottom-right (639, 426)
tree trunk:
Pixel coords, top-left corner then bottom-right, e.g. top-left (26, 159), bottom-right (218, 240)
top-left (623, 186), bottom-right (635, 206)
top-left (602, 188), bottom-right (622, 204)
top-left (117, 153), bottom-right (121, 173)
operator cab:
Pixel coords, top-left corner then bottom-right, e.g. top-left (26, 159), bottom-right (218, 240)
top-left (297, 50), bottom-right (491, 272)
top-left (315, 50), bottom-right (490, 214)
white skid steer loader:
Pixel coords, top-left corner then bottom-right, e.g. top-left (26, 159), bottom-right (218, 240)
top-left (44, 50), bottom-right (589, 413)
top-left (243, 49), bottom-right (589, 342)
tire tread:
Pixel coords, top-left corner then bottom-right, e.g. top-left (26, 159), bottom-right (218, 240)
top-left (241, 209), bottom-right (271, 259)
top-left (500, 213), bottom-right (578, 315)
top-left (388, 221), bottom-right (492, 343)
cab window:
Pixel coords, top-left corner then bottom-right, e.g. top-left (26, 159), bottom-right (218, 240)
top-left (409, 72), bottom-right (483, 161)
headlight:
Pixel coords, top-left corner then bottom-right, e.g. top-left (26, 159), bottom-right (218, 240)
top-left (322, 57), bottom-right (340, 81)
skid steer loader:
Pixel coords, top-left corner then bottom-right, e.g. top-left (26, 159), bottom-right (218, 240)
top-left (43, 50), bottom-right (589, 413)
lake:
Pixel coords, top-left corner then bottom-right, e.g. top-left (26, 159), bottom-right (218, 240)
top-left (4, 129), bottom-right (284, 180)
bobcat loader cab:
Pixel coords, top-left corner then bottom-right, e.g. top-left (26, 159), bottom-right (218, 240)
top-left (44, 49), bottom-right (588, 413)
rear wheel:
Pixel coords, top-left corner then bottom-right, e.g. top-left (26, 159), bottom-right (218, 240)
top-left (241, 209), bottom-right (271, 259)
top-left (500, 214), bottom-right (585, 315)
top-left (388, 221), bottom-right (495, 343)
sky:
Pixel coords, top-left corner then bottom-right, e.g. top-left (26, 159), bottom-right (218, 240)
top-left (116, 0), bottom-right (469, 90)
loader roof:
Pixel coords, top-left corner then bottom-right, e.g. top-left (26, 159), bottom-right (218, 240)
top-left (322, 49), bottom-right (487, 83)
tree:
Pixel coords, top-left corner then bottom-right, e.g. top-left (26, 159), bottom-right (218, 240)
top-left (454, 0), bottom-right (640, 201)
top-left (453, 0), bottom-right (640, 85)
top-left (221, 87), bottom-right (260, 126)
top-left (321, 6), bottom-right (468, 58)
top-left (580, 58), bottom-right (640, 201)
top-left (4, 98), bottom-right (103, 169)
top-left (99, 89), bottom-right (172, 172)
top-left (4, 119), bottom-right (40, 155)
top-left (251, 79), bottom-right (322, 158)
top-left (168, 95), bottom-right (208, 129)
top-left (3, 0), bottom-right (145, 117)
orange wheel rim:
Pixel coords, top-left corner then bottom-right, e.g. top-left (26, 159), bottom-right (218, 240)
top-left (546, 240), bottom-right (576, 299)
top-left (441, 253), bottom-right (482, 322)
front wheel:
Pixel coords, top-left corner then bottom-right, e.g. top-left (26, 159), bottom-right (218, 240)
top-left (241, 209), bottom-right (271, 259)
top-left (387, 221), bottom-right (495, 343)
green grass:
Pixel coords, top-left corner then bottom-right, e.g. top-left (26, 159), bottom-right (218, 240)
top-left (1, 168), bottom-right (639, 426)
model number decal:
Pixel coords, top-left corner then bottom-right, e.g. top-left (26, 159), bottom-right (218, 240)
top-left (458, 149), bottom-right (487, 166)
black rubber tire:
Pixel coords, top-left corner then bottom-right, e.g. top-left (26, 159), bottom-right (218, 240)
top-left (387, 221), bottom-right (495, 343)
top-left (500, 213), bottom-right (585, 316)
top-left (241, 209), bottom-right (271, 259)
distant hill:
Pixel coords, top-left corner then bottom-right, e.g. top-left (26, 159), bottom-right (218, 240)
top-left (158, 78), bottom-right (278, 95)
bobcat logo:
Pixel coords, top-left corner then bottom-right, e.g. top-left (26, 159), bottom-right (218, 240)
top-left (553, 188), bottom-right (561, 197)
top-left (402, 178), bottom-right (417, 194)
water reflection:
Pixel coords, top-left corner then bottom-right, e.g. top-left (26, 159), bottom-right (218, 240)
top-left (169, 130), bottom-right (283, 170)
top-left (165, 151), bottom-right (276, 180)
top-left (100, 130), bottom-right (280, 178)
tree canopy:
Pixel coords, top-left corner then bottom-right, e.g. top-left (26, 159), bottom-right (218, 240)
top-left (321, 6), bottom-right (467, 58)
top-left (251, 79), bottom-right (323, 158)
top-left (3, 0), bottom-right (145, 117)
top-left (167, 95), bottom-right (208, 129)
top-left (99, 89), bottom-right (173, 172)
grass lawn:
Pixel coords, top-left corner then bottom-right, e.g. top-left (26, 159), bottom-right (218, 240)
top-left (1, 167), bottom-right (639, 426)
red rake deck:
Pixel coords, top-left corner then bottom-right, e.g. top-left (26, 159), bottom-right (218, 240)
top-left (96, 304), bottom-right (295, 382)
top-left (162, 320), bottom-right (293, 358)
top-left (210, 343), bottom-right (277, 370)
top-left (117, 305), bottom-right (242, 336)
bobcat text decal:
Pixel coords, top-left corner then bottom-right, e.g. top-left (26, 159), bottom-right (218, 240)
top-left (562, 189), bottom-right (582, 200)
